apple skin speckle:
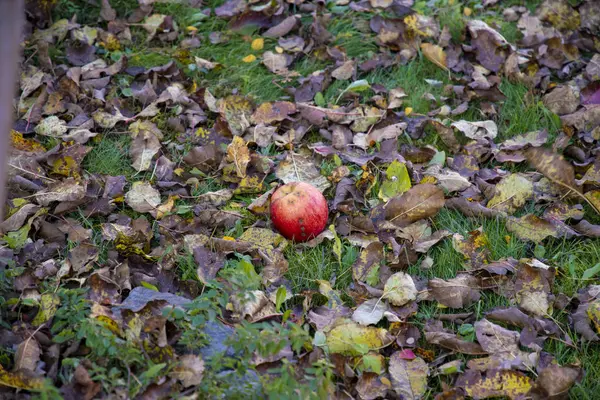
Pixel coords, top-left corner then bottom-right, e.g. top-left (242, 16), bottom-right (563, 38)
top-left (270, 182), bottom-right (328, 242)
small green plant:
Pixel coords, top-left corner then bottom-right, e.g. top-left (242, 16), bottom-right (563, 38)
top-left (164, 288), bottom-right (227, 351)
top-left (51, 288), bottom-right (91, 344)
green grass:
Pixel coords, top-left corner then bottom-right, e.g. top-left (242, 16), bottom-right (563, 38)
top-left (285, 242), bottom-right (358, 292)
top-left (83, 134), bottom-right (135, 177)
top-left (54, 0), bottom-right (600, 396)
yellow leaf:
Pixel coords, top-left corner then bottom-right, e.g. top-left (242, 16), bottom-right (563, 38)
top-left (174, 168), bottom-right (185, 176)
top-left (32, 294), bottom-right (60, 327)
top-left (420, 175), bottom-right (437, 184)
top-left (405, 107), bottom-right (413, 116)
top-left (464, 7), bottom-right (472, 16)
top-left (420, 43), bottom-right (448, 71)
top-left (329, 225), bottom-right (342, 265)
top-left (326, 319), bottom-right (394, 356)
top-left (226, 136), bottom-right (250, 178)
top-left (0, 364), bottom-right (44, 391)
top-left (223, 236), bottom-right (236, 241)
top-left (275, 46), bottom-right (284, 54)
top-left (242, 54), bottom-right (256, 63)
top-left (155, 195), bottom-right (178, 220)
top-left (251, 38), bottom-right (264, 50)
top-left (10, 130), bottom-right (46, 153)
top-left (52, 156), bottom-right (79, 178)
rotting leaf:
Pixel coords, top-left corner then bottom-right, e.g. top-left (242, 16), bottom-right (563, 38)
top-left (506, 214), bottom-right (559, 243)
top-left (514, 259), bottom-right (555, 317)
top-left (456, 369), bottom-right (533, 400)
top-left (0, 364), bottom-right (44, 391)
top-left (486, 173), bottom-right (534, 214)
top-left (353, 242), bottom-right (384, 283)
top-left (388, 352), bottom-right (429, 400)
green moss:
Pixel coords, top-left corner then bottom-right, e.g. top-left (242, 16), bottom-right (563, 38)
top-left (128, 51), bottom-right (172, 68)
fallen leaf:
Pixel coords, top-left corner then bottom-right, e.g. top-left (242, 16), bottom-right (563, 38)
top-left (424, 165), bottom-right (471, 193)
top-left (388, 352), bottom-right (429, 400)
top-left (36, 178), bottom-right (86, 206)
top-left (226, 136), bottom-right (250, 178)
top-left (514, 259), bottom-right (555, 317)
top-left (462, 369), bottom-right (533, 400)
top-left (251, 101), bottom-right (296, 125)
top-left (332, 60), bottom-right (355, 81)
top-left (506, 214), bottom-right (560, 243)
top-left (378, 160), bottom-right (411, 201)
top-left (125, 182), bottom-right (161, 213)
top-left (429, 274), bottom-right (481, 308)
top-left (169, 355), bottom-right (205, 387)
top-left (262, 51), bottom-right (290, 75)
top-left (275, 152), bottom-right (331, 192)
top-left (530, 364), bottom-right (582, 399)
top-left (34, 116), bottom-right (68, 137)
top-left (420, 43), bottom-right (448, 71)
top-left (353, 242), bottom-right (384, 283)
top-left (486, 173), bottom-right (534, 214)
top-left (326, 319), bottom-right (394, 356)
top-left (525, 147), bottom-right (577, 193)
top-left (379, 184), bottom-right (445, 228)
top-left (383, 272), bottom-right (417, 307)
top-left (130, 120), bottom-right (163, 172)
top-left (14, 338), bottom-right (41, 372)
top-left (0, 364), bottom-right (44, 391)
top-left (352, 298), bottom-right (389, 326)
top-left (451, 120), bottom-right (498, 140)
top-left (356, 372), bottom-right (392, 400)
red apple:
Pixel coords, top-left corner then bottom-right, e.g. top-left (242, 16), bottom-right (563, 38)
top-left (270, 182), bottom-right (329, 242)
